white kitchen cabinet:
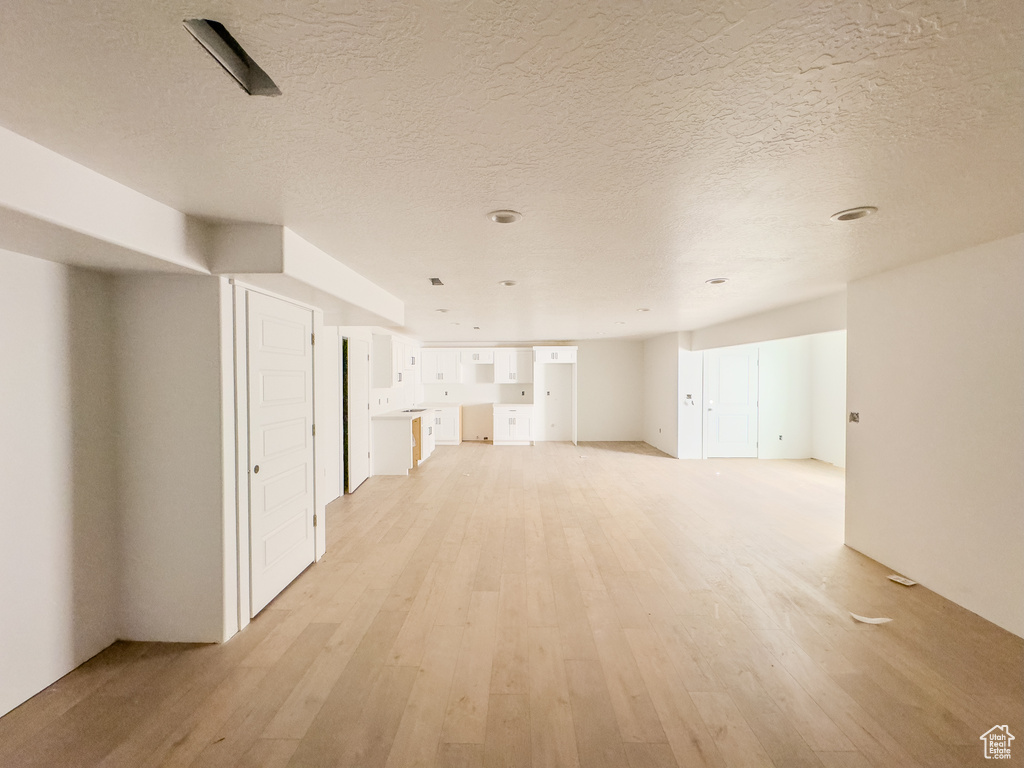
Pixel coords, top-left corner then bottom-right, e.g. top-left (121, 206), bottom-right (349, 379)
top-left (494, 348), bottom-right (533, 384)
top-left (534, 345), bottom-right (577, 363)
top-left (372, 410), bottom-right (428, 475)
top-left (493, 405), bottom-right (533, 445)
top-left (372, 334), bottom-right (405, 387)
top-left (432, 406), bottom-right (462, 445)
top-left (404, 345), bottom-right (418, 371)
top-left (460, 348), bottom-right (494, 365)
top-left (421, 348), bottom-right (461, 383)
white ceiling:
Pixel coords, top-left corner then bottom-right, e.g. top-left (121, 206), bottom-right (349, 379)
top-left (0, 1), bottom-right (1020, 342)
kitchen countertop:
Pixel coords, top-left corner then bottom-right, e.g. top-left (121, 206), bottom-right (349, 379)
top-left (372, 409), bottom-right (429, 421)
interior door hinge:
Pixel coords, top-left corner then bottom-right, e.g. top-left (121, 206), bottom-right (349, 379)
top-left (312, 424), bottom-right (316, 436)
top-left (313, 513), bottom-right (318, 528)
top-left (311, 332), bottom-right (315, 345)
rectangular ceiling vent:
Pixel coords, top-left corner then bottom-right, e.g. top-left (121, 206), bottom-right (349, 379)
top-left (430, 277), bottom-right (444, 285)
top-left (183, 19), bottom-right (281, 97)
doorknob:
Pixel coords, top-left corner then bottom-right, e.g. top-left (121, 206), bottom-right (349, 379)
top-left (253, 465), bottom-right (260, 474)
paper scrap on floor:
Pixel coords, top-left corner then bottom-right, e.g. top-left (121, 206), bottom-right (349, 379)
top-left (850, 612), bottom-right (892, 624)
top-left (888, 574), bottom-right (917, 586)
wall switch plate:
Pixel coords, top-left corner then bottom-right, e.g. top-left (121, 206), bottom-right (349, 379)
top-left (849, 412), bottom-right (860, 422)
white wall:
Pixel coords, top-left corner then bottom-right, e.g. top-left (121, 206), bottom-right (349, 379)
top-left (115, 274), bottom-right (234, 643)
top-left (811, 331), bottom-right (847, 467)
top-left (0, 251), bottom-right (119, 717)
top-left (678, 344), bottom-right (704, 459)
top-left (846, 234), bottom-right (1024, 638)
top-left (691, 292), bottom-right (846, 350)
top-left (643, 333), bottom-right (680, 457)
top-left (575, 340), bottom-right (644, 441)
top-left (757, 336), bottom-right (812, 459)
top-left (317, 325), bottom-right (342, 502)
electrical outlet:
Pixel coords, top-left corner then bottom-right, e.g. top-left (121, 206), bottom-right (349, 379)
top-left (779, 435), bottom-right (783, 440)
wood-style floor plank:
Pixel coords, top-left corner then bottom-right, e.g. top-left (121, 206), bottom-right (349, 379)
top-left (2, 442), bottom-right (1019, 768)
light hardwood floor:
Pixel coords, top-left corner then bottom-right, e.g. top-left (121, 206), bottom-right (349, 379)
top-left (1, 441), bottom-right (1020, 767)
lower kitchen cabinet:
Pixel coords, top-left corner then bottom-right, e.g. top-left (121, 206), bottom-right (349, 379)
top-left (493, 405), bottom-right (533, 445)
top-left (432, 405), bottom-right (462, 445)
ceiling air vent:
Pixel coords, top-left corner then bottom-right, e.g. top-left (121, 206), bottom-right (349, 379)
top-left (183, 19), bottom-right (281, 96)
top-left (430, 278), bottom-right (444, 285)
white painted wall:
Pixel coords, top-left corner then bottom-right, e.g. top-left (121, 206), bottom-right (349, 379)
top-left (0, 251), bottom-right (119, 717)
top-left (757, 336), bottom-right (812, 460)
top-left (574, 340), bottom-right (644, 441)
top-left (691, 292), bottom-right (846, 350)
top-left (846, 235), bottom-right (1024, 638)
top-left (643, 333), bottom-right (680, 457)
top-left (678, 342), bottom-right (704, 459)
top-left (115, 274), bottom-right (234, 643)
top-left (811, 331), bottom-right (847, 467)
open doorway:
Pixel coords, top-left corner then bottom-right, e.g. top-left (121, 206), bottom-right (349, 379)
top-left (343, 336), bottom-right (370, 492)
top-left (693, 331), bottom-right (847, 467)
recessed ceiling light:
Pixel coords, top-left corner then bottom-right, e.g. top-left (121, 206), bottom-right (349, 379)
top-left (705, 278), bottom-right (728, 285)
top-left (499, 280), bottom-right (517, 287)
top-left (831, 206), bottom-right (877, 222)
top-left (473, 326), bottom-right (481, 330)
top-left (636, 308), bottom-right (650, 313)
top-left (615, 321), bottom-right (626, 325)
top-left (435, 308), bottom-right (449, 313)
top-left (488, 210), bottom-right (522, 224)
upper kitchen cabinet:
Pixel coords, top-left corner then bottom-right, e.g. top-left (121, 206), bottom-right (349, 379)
top-left (404, 344), bottom-right (418, 371)
top-left (372, 333), bottom-right (406, 387)
top-left (494, 348), bottom-right (533, 384)
top-left (534, 346), bottom-right (577, 363)
top-left (460, 348), bottom-right (494, 365)
top-left (420, 348), bottom-right (462, 383)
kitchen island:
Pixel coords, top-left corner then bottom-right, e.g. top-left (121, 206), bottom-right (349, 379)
top-left (370, 409), bottom-right (432, 475)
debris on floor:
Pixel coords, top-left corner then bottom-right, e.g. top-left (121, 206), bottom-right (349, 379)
top-left (850, 612), bottom-right (893, 624)
top-left (888, 574), bottom-right (917, 586)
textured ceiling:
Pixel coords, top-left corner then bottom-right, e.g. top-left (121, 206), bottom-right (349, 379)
top-left (0, 0), bottom-right (1021, 341)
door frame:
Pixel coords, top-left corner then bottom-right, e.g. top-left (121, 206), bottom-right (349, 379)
top-left (231, 281), bottom-right (325, 630)
top-left (343, 335), bottom-right (371, 493)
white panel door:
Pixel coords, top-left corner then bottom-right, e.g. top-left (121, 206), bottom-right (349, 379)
top-left (247, 292), bottom-right (315, 616)
top-left (346, 338), bottom-right (370, 492)
top-left (704, 345), bottom-right (759, 458)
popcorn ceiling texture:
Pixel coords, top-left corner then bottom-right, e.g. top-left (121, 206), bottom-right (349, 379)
top-left (0, 0), bottom-right (1020, 340)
